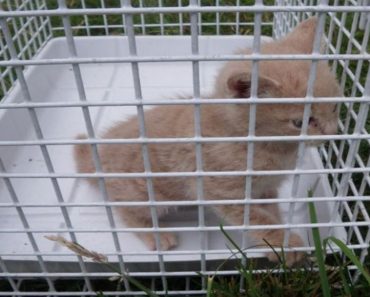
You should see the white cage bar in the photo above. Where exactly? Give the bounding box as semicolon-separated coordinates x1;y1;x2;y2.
0;0;369;296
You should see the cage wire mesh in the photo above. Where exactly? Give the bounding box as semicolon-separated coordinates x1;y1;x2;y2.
0;0;369;296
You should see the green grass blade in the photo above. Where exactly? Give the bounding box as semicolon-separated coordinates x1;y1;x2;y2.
244;262;260;297
327;244;353;296
220;224;248;262
324;236;370;285
308;201;331;297
220;225;261;297
262;238;283;265
103;262;159;297
206;276;214;297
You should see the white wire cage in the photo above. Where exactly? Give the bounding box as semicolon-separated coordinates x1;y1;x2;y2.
0;0;369;296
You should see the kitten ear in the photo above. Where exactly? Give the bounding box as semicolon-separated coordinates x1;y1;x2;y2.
282;17;322;53
227;72;281;98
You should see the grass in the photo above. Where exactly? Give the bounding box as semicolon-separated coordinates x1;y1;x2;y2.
308;200;331;297
4;208;367;297
0;0;369;296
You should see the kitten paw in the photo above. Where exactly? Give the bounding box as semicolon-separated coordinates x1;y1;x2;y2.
267;249;305;267
142;232;178;251
266;233;305;266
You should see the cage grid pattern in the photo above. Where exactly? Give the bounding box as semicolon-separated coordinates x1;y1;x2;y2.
0;0;369;296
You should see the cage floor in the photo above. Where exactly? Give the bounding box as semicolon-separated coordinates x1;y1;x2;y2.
0;36;345;265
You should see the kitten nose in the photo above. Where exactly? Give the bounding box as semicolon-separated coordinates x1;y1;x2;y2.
309;117;318;127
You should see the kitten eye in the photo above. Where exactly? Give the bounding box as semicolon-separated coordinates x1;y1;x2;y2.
292;119;302;128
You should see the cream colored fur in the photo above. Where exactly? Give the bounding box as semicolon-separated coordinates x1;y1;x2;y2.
74;17;341;266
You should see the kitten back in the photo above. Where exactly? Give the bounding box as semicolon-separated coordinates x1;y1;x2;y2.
74;134;96;175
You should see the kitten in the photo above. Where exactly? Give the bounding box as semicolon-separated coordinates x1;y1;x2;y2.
74;17;340;266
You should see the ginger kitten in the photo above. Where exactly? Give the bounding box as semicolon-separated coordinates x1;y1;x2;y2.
74;17;340;266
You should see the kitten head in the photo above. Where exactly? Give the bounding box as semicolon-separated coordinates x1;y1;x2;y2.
214;17;341;141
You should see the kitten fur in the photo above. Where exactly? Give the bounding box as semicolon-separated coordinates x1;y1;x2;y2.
74;17;340;266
